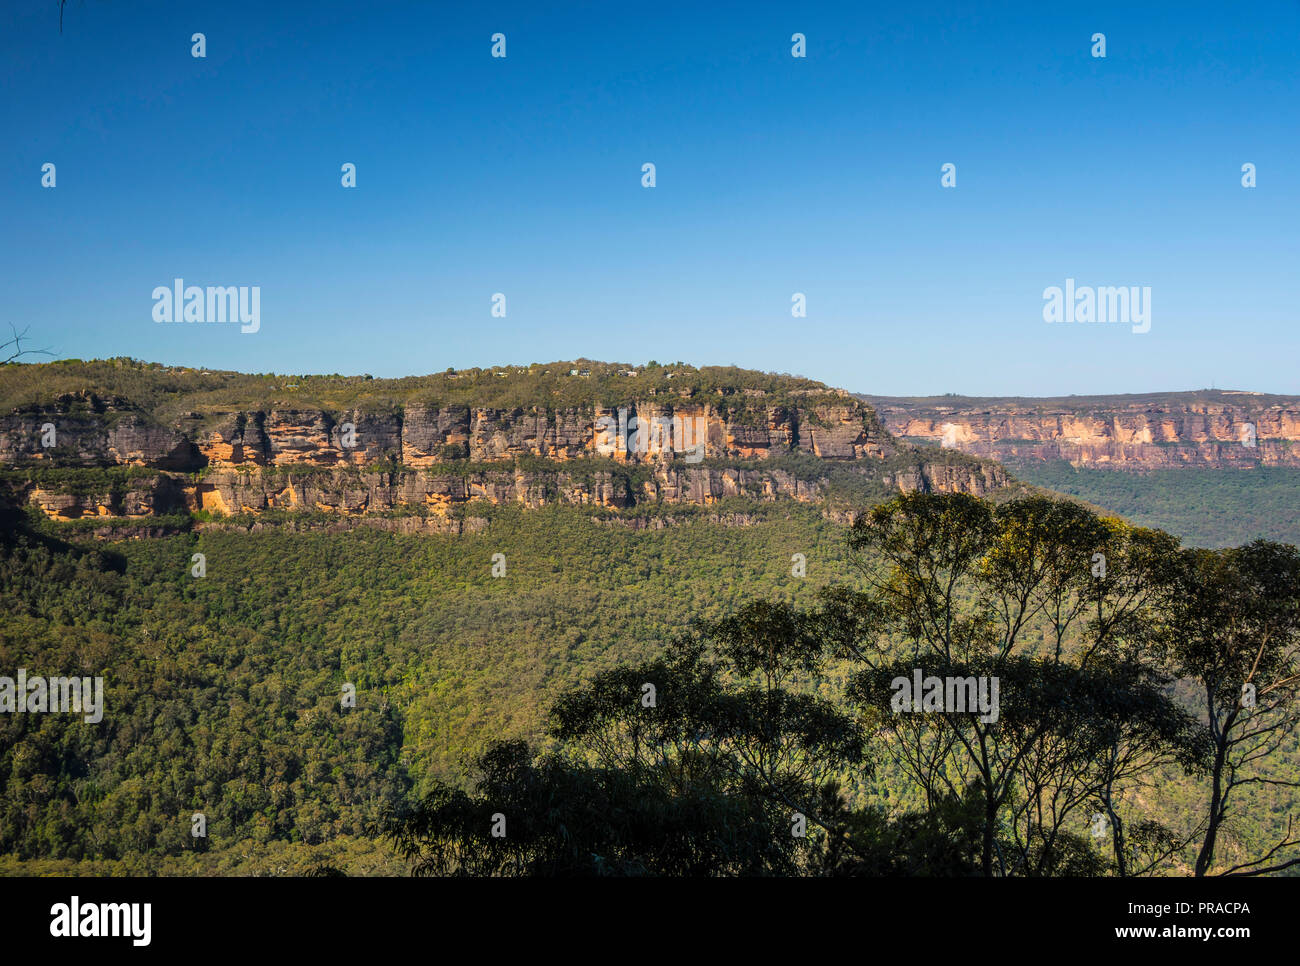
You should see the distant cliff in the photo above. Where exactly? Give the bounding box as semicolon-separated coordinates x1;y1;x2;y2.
861;391;1300;470
0;359;1011;526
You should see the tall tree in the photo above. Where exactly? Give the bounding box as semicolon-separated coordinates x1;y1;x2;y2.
845;493;1196;875
1159;541;1300;876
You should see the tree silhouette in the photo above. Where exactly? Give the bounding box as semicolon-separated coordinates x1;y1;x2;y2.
1;325;54;364
1160;541;1300;876
382;492;1299;877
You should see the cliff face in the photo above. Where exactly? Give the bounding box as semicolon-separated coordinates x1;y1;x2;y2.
862;392;1300;470
2;381;1010;523
184;401;890;468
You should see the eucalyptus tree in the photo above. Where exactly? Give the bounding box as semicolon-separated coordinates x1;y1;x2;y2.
1158;541;1300;876
844;493;1200;876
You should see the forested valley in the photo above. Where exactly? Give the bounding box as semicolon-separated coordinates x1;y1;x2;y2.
3;492;1298;877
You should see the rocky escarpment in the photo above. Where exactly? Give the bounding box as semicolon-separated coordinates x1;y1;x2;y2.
2;394;891;468
862;391;1300;470
1;372;1012;525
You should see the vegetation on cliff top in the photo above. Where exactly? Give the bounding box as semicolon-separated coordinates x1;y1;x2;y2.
858;389;1300;413
1;358;856;423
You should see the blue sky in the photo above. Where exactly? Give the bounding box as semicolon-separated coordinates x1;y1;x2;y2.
2;0;1297;395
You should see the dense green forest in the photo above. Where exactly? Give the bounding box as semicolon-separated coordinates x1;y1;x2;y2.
0;499;856;873
2;491;1298;876
1010;462;1300;548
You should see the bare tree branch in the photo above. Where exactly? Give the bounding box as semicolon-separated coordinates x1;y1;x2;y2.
2;324;55;364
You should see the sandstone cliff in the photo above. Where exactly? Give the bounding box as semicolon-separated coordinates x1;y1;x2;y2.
861;391;1300;470
1;361;1012;524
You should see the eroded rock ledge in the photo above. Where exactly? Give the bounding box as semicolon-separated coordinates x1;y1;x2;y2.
862;392;1300;469
1;368;1012;524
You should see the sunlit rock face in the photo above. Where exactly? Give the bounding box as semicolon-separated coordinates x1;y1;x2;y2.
865;394;1300;469
2;392;1010;523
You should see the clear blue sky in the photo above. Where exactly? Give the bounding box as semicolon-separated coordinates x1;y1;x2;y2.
2;0;1297;395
